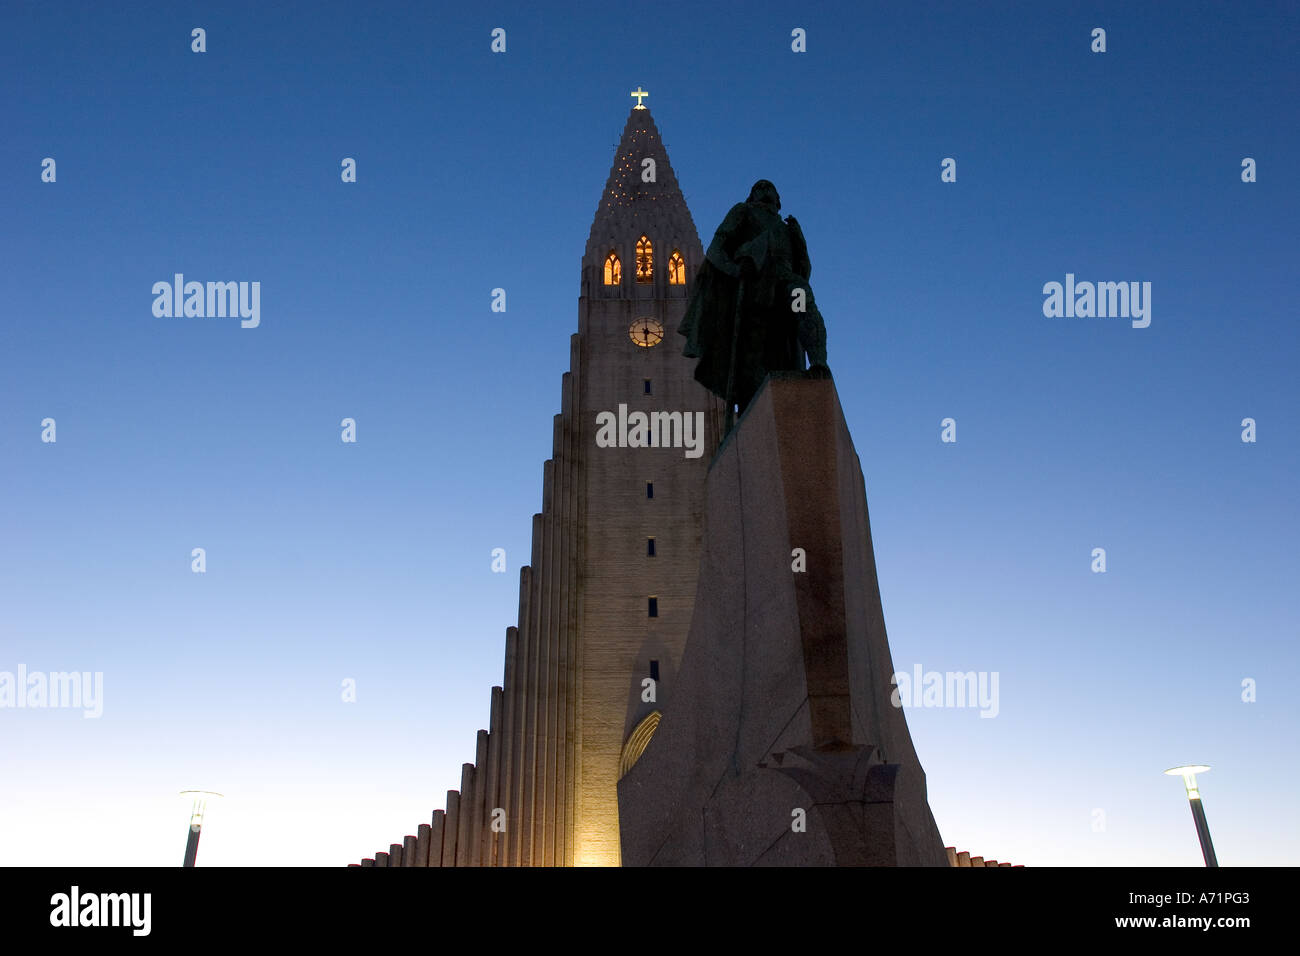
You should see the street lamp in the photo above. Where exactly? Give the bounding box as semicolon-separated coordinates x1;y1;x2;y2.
179;790;222;867
1163;765;1218;867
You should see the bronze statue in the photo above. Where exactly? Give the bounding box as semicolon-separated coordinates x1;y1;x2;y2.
678;180;829;432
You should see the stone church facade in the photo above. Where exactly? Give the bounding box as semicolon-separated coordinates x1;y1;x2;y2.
352;105;723;867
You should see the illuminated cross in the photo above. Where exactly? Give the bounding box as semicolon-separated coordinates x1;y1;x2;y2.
630;87;649;109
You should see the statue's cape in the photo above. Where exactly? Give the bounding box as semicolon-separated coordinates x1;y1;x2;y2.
679;203;735;390
677;256;739;400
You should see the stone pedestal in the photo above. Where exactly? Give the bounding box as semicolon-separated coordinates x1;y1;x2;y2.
618;373;947;866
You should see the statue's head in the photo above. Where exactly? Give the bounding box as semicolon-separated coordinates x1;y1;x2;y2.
747;179;781;212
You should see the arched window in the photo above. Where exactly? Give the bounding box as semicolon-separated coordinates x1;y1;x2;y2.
668;250;686;285
636;236;653;283
619;711;662;779
603;251;621;285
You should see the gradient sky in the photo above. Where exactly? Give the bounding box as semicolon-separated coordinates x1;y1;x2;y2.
2;0;1296;867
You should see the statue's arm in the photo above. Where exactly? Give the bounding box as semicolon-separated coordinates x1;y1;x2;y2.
787;216;811;280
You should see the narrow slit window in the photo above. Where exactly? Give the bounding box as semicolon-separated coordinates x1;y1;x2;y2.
647;537;656;556
646;481;654;499
650;660;660;680
648;597;658;618
644;378;652;395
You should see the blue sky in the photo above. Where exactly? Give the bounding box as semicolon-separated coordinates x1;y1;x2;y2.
2;0;1296;866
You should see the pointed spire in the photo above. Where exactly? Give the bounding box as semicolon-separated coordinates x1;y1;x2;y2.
584;108;702;282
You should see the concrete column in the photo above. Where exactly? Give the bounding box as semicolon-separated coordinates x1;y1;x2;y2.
484;687;504;866
440;792;460;867
566;334;585;869
552;355;571;869
509;566;534;868
565;344;582;868
547;410;572;867
388;843;403;867
455;763;475;866
956;851;971;867
558;360;578;867
375;851;390;868
536;461;556;867
499;627;519;866
403;835;418;867
519;514;545;866
359;859;374;867
415;823;431;867
542;453;562;869
429;809;446;869
945;846;957;867
470;730;489;866
553;404;572;866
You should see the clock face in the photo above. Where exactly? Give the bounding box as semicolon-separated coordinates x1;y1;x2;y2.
630;317;664;348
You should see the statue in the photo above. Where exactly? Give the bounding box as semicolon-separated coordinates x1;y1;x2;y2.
678;180;829;432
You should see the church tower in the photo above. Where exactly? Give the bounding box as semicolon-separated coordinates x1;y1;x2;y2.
352;100;723;867
568;101;724;865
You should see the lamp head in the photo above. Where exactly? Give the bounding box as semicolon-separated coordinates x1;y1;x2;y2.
1163;765;1210;798
179;790;223;830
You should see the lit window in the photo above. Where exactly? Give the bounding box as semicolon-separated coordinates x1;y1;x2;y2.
604;251;621;285
636;236;653;283
668;250;686;285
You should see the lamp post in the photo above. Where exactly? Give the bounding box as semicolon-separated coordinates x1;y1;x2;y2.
179;790;222;867
1163;765;1217;867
